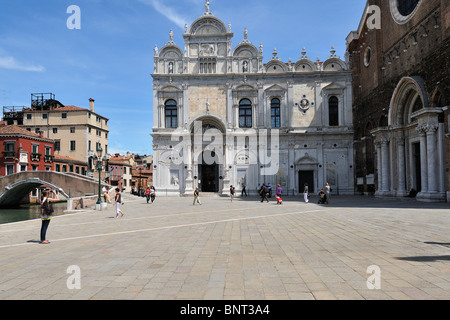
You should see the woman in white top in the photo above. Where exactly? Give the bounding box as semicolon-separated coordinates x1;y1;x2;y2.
325;182;331;204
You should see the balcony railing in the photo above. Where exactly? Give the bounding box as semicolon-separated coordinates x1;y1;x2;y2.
2;151;15;158
31;153;41;161
44;154;54;163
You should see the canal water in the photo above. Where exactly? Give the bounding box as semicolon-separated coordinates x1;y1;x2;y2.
0;202;67;225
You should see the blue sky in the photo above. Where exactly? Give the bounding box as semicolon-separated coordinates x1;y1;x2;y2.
0;0;366;155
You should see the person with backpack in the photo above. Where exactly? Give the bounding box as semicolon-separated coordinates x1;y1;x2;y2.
230;185;235;202
260;183;269;203
40;189;59;244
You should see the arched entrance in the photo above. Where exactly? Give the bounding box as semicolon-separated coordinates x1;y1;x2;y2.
190;115;227;194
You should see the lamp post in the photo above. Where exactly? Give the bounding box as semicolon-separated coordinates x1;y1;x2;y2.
92;144;110;210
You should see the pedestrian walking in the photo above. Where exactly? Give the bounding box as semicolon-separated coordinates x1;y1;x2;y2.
230;185;235;202
241;183;247;196
114;188;125;218
150;186;156;203
303;183;309;203
145;186;151;203
40;189;59;244
325;182;331;204
260;184;269;203
193;187;202;205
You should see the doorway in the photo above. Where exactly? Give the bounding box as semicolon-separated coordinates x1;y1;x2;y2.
299;170;314;194
198;150;219;193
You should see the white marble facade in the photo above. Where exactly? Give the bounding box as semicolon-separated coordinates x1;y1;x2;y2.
151;3;354;196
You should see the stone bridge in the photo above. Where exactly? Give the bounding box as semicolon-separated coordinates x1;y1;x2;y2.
0;171;110;208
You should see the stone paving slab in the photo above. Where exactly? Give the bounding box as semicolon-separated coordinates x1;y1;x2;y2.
0;194;449;300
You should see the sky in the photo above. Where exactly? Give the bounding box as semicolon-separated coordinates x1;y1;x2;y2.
0;0;367;156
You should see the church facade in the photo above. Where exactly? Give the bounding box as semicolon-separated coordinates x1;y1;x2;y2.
151;4;354;196
348;0;449;202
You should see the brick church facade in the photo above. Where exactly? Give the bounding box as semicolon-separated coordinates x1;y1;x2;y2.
347;0;449;201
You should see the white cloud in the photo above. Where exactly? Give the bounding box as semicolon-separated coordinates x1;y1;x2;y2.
0;55;45;72
138;0;188;30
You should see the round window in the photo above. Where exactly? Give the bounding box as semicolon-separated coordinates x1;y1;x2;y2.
390;0;421;24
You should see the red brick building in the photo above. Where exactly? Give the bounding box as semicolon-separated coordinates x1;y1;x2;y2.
347;0;449;201
0;124;55;175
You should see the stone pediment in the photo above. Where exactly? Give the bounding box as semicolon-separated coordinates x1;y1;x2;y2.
265;84;286;92
296;153;318;165
322;82;345;91
235;84;256;91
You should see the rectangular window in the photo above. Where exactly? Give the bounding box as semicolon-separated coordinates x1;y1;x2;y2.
69;165;74;173
55;140;61;151
53;128;58;134
5;142;15;151
62;165;67;172
26;114;32;120
75;166;80;174
70;127;76;133
70;140;76;151
271;101;281;128
56;164;61;172
62;113;67;119
20;165;27;172
32;165;38;171
42;113;48;120
45;146;51;155
32;144;38;154
6;165;14;175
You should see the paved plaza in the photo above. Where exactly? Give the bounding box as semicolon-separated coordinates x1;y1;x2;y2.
0;193;449;300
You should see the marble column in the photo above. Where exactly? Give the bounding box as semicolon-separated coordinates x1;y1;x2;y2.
425;124;439;193
376;141;382;193
396;138;407;196
380;138;390;193
416;125;428;193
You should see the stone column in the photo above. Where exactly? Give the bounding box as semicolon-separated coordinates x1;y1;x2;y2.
438;122;446;193
416;125;428;193
396;138;407;196
380;138;390;193
425;124;439;193
375;141;382;194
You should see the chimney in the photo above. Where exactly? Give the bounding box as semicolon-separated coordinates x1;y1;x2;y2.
89;98;95;112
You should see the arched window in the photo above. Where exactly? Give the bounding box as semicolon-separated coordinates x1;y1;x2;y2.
239;99;252;128
328;96;339;126
271;98;281;128
165;99;178;129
